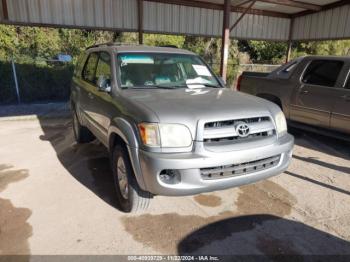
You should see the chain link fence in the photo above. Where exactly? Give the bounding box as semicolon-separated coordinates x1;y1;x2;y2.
1;57;281;104
0;57;74;104
238;64;281;73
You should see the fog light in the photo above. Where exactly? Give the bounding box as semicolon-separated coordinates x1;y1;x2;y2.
159;170;181;184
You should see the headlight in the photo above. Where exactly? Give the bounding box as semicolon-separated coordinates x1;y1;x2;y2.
275;111;287;136
138;123;192;148
159;124;192;147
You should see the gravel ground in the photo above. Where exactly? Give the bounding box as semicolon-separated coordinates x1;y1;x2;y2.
0;117;349;257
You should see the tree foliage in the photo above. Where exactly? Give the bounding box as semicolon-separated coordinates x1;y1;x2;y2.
238;39;350;64
292;40;350;57
1;24;350;103
238;40;287;64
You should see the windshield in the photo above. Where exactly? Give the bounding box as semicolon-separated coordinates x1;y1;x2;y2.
116;53;220;89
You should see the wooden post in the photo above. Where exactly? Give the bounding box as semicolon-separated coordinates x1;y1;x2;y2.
286;18;294;63
220;0;256;81
2;0;8;20
286;40;292;63
138;0;144;44
220;0;231;82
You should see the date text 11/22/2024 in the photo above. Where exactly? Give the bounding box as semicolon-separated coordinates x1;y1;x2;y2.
127;255;220;261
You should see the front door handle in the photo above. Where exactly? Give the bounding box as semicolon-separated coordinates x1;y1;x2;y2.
301;90;309;94
88;92;94;99
341;94;350;101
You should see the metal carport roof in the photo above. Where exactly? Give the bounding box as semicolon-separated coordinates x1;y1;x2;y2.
1;0;349;79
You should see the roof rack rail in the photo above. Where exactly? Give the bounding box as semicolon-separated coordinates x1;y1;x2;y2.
87;42;141;49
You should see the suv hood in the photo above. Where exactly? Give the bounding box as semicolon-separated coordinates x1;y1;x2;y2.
122;88;276;137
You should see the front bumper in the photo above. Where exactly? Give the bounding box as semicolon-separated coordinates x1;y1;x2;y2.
136;134;294;196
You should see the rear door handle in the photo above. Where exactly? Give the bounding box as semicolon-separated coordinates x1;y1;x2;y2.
88;92;94;99
301;90;309;94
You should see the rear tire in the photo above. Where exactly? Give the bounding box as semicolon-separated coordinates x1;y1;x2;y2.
112;144;151;213
72;107;95;144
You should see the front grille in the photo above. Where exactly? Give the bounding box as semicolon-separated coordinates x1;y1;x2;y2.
203;116;275;143
204;117;270;128
200;155;281;180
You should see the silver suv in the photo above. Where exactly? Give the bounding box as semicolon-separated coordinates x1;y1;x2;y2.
71;43;294;212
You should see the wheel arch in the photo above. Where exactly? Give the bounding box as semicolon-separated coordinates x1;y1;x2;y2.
108;118;146;191
108;118;139;151
256;93;283;110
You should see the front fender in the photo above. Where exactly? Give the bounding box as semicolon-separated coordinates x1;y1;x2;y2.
108;118;147;191
108;117;139;149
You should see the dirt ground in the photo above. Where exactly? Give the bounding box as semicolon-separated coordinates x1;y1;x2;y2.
0;118;349;256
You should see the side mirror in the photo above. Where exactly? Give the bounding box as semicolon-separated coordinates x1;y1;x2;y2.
97;75;111;93
217;76;226;87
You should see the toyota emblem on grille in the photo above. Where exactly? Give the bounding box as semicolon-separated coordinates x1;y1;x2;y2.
235;122;250;138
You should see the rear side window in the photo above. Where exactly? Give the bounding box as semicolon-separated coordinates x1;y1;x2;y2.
82;52;99;83
302;60;343;87
74;53;87;77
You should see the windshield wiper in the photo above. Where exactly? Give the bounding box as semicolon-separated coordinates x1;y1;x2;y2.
152;85;187;89
186;83;221;88
124;84;220;89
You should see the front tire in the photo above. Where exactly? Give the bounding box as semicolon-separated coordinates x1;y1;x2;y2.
112;145;151;212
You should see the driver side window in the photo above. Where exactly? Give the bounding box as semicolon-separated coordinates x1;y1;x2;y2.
95;52;112;88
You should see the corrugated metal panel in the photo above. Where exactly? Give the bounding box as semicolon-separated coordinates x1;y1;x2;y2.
144;2;290;40
144;2;222;37
5;0;348;41
6;0;138;30
7;0;28;22
62;0;74;25
230;12;290;40
292;4;350;40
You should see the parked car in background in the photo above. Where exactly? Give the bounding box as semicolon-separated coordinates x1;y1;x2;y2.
71;43;294;212
239;56;350;139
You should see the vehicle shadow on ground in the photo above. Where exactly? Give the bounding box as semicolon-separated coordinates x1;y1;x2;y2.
289;127;350;160
37;118;350;256
38;118;120;210
285;171;350;196
177;214;350;258
292;154;350;175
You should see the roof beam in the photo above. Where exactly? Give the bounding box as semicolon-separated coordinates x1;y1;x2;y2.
230;0;257;31
144;0;290;18
292;0;350;18
235;0;253;7
230;5;289;17
258;0;322;11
